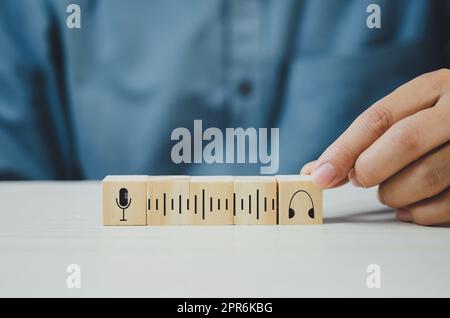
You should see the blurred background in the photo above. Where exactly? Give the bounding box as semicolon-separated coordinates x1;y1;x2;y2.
0;0;448;180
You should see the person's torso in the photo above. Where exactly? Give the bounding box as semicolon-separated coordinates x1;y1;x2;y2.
51;0;447;178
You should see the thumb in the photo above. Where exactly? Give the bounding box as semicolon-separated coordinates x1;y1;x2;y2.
311;142;357;188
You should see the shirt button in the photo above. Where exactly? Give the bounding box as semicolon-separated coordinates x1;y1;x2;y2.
238;80;253;97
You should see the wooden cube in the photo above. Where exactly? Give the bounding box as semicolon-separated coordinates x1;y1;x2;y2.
234;176;277;225
190;176;233;225
147;176;191;225
103;176;147;226
276;175;323;225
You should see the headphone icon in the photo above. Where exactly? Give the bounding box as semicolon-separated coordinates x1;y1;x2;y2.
288;190;315;219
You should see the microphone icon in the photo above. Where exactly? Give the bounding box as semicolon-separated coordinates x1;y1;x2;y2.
116;188;132;222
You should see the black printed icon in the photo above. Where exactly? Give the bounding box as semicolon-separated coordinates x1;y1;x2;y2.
116;188;132;221
288;190;315;219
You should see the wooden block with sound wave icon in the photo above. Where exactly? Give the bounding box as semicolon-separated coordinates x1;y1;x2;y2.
146;176;191;225
234;176;277;225
276;175;323;225
190;176;234;225
102;175;148;226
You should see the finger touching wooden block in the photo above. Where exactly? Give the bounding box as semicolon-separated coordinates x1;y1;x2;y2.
276;175;323;225
190;176;234;225
147;176;191;225
234;176;277;225
103;176;147;226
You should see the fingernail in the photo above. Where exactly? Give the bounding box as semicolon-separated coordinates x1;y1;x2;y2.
348;169;363;188
396;209;413;222
300;161;316;175
312;162;336;188
300;166;310;175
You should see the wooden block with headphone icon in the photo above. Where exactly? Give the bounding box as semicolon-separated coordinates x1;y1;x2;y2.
276;175;323;225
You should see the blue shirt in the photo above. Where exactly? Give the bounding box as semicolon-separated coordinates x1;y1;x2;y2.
0;0;448;179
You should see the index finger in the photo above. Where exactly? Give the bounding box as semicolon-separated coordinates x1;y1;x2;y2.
311;69;449;188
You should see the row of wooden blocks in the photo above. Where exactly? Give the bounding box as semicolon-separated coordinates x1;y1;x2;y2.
103;175;322;225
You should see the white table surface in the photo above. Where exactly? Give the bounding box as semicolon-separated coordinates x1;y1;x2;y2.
0;181;449;297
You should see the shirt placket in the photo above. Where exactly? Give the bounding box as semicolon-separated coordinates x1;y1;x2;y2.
228;0;262;126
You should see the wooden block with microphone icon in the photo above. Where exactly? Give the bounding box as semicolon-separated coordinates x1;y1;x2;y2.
276;175;323;225
102;175;148;226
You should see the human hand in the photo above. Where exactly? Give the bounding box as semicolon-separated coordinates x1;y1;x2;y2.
301;69;450;226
